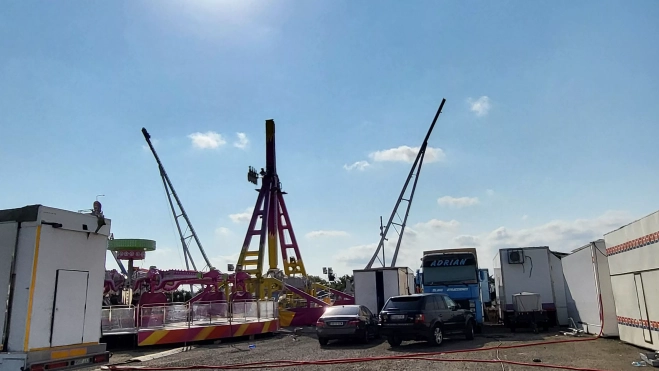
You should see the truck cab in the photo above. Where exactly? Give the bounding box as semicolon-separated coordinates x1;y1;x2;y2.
414;249;485;331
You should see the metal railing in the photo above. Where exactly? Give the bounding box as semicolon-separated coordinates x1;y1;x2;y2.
101;305;137;334
102;299;279;334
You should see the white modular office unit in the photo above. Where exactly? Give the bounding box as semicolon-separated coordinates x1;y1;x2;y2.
0;205;112;370
605;211;659;351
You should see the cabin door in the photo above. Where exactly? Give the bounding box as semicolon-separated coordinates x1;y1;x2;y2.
633;273;653;344
51;269;90;347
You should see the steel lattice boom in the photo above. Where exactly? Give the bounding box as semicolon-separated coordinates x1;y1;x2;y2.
236;119;306;278
365;98;447;269
142;128;213;271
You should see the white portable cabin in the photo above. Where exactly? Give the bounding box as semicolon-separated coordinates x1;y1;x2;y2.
353;267;414;315
0;205;112;370
604;210;659;351
493;246;569;326
562;240;618;337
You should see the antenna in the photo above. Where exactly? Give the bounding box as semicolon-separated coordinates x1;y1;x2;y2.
365;99;446;269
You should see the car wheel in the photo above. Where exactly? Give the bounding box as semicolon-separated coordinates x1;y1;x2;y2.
318;337;329;346
465;320;475;340
429;325;444;346
387;335;402;347
362;329;370;344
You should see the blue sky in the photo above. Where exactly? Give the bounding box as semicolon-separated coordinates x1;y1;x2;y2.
2;0;658;276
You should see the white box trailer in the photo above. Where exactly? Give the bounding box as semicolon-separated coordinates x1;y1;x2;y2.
604;210;659;351
493;246;569;327
562;240;618;337
0;205;112;371
353;267;414;315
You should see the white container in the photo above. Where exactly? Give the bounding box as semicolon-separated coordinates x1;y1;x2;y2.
493;246;568;326
0;205;112;370
562;240;618;337
604;210;659;351
353;267;414;315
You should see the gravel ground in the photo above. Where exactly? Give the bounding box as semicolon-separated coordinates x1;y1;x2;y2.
86;326;648;371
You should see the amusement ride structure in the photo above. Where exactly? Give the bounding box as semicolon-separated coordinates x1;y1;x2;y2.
234;119;354;326
100;119;354;347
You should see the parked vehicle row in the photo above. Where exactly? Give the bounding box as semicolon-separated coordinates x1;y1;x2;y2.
316;293;476;347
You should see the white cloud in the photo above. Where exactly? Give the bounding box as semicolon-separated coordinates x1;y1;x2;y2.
188;131;226;149
467;96;491;117
233;132;249;149
335;243;378;266
229;207;254;223
343;161;370;171
333;210;632;273
522;215;529;221
437;196;480;208
215;227;232;236
305;230;350;238
454;235;480;247
369;146;445;164
486;189;495;196
414;219;461;231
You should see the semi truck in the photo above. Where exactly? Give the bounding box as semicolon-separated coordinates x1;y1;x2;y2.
414;248;486;330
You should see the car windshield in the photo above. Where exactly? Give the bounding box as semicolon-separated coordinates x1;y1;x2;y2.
323;306;359;316
423;265;477;285
422;253;477;285
383;296;423;310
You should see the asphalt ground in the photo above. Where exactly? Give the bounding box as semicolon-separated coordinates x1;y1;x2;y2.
86;326;649;371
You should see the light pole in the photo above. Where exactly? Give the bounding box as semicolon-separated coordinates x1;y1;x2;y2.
322;267;335;282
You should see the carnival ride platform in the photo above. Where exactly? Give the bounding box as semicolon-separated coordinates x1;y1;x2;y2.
101;299;279;346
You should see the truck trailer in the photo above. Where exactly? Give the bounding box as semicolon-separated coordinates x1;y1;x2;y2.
604;210;659;351
493;246;569;327
0;205;112;371
562;240;618;337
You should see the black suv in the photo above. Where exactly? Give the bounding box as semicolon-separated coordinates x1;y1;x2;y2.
378;293;476;347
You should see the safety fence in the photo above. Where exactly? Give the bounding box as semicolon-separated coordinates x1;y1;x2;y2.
101;299;279;335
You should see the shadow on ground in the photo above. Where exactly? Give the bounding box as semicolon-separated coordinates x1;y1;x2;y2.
320;337;387;350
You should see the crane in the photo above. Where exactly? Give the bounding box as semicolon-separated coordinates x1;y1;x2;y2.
141;128;213;272
365;98;446;269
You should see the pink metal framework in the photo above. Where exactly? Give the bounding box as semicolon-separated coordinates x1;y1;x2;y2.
236;120;307;278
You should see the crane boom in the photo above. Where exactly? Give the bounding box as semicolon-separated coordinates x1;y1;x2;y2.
141;128;213;271
365;99;446;269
